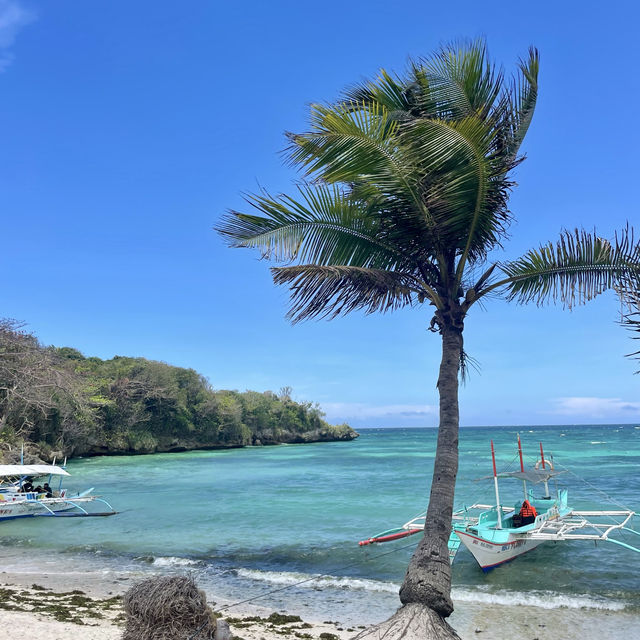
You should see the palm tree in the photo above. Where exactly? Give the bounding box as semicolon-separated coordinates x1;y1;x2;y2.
217;41;640;638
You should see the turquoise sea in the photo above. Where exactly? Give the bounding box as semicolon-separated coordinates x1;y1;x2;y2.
1;425;639;635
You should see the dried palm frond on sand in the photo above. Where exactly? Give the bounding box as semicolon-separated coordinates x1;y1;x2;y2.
122;575;219;640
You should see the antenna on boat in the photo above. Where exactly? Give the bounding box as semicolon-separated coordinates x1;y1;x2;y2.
517;433;527;500
491;440;502;528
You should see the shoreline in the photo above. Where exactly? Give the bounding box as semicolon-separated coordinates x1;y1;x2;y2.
0;576;360;640
1;566;639;640
8;427;360;467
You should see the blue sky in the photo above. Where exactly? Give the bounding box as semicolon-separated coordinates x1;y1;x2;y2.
1;0;638;428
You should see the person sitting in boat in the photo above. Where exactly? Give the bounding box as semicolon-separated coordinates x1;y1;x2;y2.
34;485;44;495
20;480;34;493
43;483;53;498
519;499;538;525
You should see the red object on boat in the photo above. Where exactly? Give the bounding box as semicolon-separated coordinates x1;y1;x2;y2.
358;528;422;546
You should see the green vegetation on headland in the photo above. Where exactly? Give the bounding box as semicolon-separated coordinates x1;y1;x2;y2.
0;319;357;463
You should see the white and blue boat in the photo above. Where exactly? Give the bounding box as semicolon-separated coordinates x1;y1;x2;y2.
359;437;640;571
0;462;116;520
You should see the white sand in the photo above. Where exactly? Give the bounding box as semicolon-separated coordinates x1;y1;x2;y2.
0;576;358;640
0;610;121;640
2;569;638;640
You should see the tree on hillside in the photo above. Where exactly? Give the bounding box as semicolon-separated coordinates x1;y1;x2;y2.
220;40;640;638
0;318;89;453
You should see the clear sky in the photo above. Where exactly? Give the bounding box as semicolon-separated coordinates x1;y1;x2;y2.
1;0;638;428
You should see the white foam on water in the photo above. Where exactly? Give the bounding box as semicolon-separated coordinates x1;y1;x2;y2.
152;556;202;568
234;569;627;612
235;568;398;593
589;441;607;445
451;587;626;611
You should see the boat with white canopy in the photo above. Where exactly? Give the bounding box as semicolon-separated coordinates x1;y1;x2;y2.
359;436;640;571
0;462;116;520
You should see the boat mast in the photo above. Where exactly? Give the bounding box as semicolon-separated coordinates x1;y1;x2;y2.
491;440;502;528
517;433;527;500
539;442;550;498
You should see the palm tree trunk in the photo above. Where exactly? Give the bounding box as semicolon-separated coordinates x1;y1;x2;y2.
354;323;464;640
399;323;462;617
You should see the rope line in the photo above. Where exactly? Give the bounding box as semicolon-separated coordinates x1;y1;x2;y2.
188;620;209;640
548;458;635;512
216;541;417;613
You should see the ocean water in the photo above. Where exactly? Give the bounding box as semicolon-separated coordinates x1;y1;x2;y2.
1;425;639;633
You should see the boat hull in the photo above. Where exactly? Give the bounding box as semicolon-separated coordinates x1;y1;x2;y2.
456;529;546;571
0;490;95;521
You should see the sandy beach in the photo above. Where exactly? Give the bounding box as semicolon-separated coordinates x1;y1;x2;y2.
0;572;359;640
2;567;639;640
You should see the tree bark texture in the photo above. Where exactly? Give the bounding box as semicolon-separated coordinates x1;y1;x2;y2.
399;324;462;618
353;603;461;640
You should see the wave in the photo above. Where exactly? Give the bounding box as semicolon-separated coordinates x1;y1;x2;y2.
589;441;607;444
152;556;203;568
452;587;626;611
235;568;398;594
234;568;627;611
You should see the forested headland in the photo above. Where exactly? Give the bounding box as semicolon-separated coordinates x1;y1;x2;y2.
0;319;357;463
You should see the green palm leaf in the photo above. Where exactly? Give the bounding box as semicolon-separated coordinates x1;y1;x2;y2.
286;101;428;221
271;265;420;322
498;228;640;307
620;286;640;368
217;183;416;271
420;39;503;120
342;69;414;118
504;47;539;160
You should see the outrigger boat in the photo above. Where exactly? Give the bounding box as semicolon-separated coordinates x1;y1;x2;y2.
359;436;640;571
0;462;116;520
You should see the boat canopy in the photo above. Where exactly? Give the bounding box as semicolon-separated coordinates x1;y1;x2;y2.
495;469;564;484
0;464;71;478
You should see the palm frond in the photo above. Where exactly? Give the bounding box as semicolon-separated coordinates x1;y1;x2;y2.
620;287;640;369
404;115;508;250
420;39;503;120
499;228;640;307
460;347;481;384
217;184;411;271
271;265;421;323
286;101;428;221
505;47;539;160
342;69;414;119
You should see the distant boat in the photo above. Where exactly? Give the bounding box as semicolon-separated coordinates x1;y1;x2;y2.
0;463;116;520
359;436;640;571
